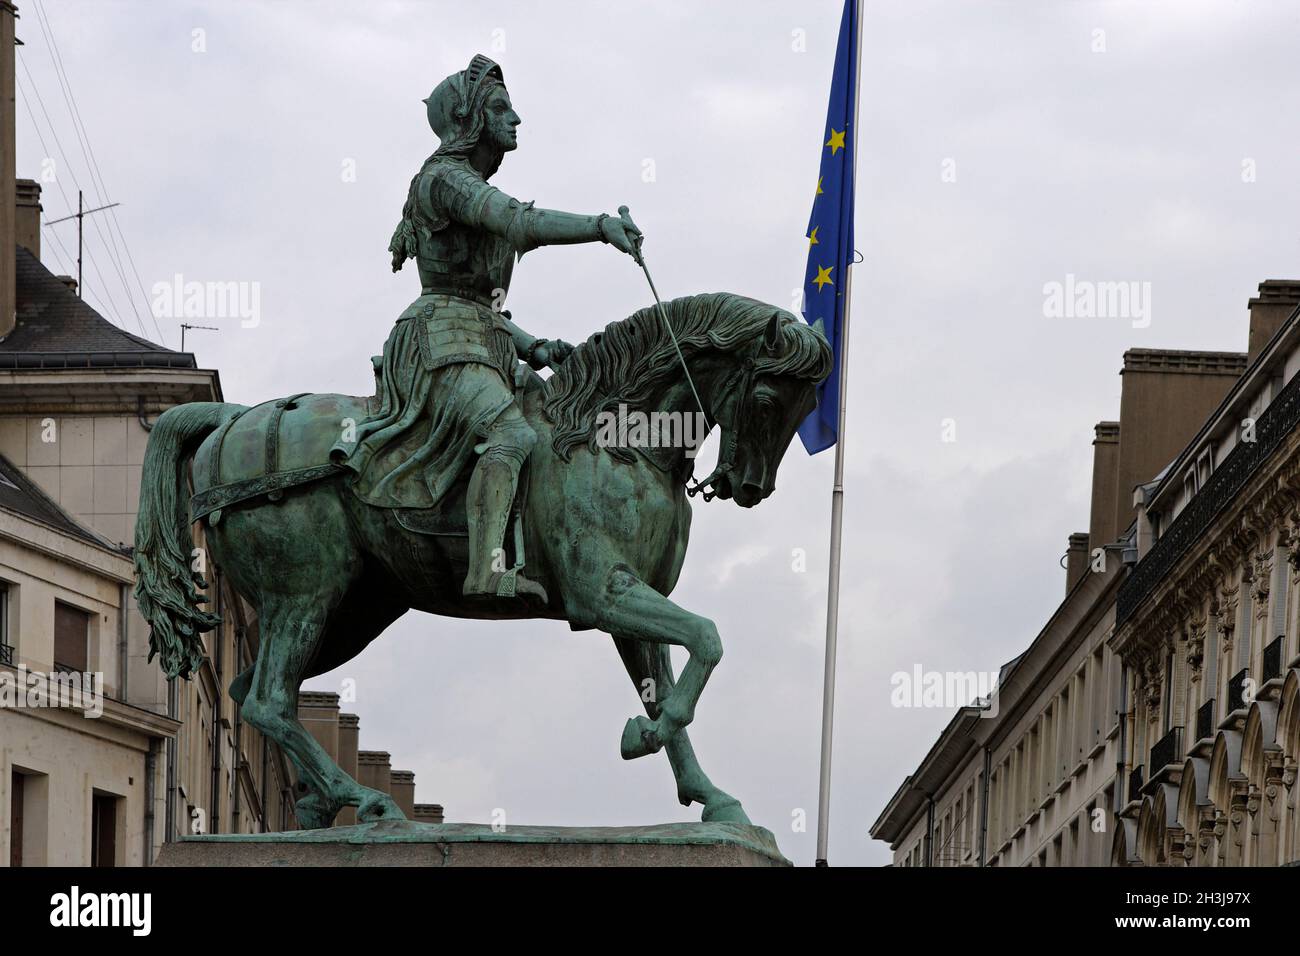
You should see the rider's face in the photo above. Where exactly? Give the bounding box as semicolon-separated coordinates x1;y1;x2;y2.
483;87;521;152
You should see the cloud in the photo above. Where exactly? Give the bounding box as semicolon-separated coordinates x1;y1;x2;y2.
26;0;1300;865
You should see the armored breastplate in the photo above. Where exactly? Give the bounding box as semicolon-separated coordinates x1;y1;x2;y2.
414;173;516;301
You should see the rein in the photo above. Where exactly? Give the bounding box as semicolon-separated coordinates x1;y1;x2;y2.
687;342;762;503
629;240;758;504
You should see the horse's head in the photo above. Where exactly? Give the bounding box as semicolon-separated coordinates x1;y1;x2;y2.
693;310;831;507
543;293;832;502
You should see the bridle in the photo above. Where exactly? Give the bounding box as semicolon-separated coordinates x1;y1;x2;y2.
687;341;764;503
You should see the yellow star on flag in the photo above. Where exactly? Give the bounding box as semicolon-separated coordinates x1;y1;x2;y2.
825;128;846;155
807;226;820;249
816;176;824;196
813;265;833;290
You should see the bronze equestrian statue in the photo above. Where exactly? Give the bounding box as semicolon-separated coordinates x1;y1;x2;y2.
133;54;831;829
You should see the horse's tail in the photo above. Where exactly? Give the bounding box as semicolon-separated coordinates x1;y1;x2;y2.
133;402;238;680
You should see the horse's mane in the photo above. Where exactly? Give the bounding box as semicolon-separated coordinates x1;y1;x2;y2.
542;292;832;461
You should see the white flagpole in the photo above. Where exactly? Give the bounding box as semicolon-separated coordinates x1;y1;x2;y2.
814;0;863;868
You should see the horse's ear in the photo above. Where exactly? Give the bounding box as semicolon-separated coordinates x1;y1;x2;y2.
764;313;782;352
810;317;826;339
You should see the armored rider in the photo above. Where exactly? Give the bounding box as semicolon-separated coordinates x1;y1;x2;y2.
332;54;642;604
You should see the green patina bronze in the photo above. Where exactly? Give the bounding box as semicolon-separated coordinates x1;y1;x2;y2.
133;54;830;833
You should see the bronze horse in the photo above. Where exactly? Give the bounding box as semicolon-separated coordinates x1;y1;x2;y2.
133;292;830;828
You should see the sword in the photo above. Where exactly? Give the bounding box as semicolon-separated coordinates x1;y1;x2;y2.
621;206;711;431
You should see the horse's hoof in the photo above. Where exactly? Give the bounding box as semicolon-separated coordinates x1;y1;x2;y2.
294;792;342;830
701;797;751;825
620;715;662;760
357;791;406;823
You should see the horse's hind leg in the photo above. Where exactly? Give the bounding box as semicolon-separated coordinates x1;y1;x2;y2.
613;636;751;825
240;594;405;827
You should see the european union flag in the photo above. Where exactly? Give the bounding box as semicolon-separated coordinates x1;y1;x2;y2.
798;0;858;455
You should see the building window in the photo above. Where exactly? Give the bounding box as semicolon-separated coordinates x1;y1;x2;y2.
1196;448;1213;488
9;768;47;866
91;792;119;867
53;602;90;673
9;770;23;867
0;582;10;666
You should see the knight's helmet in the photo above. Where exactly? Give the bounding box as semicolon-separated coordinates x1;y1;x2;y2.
423;54;506;155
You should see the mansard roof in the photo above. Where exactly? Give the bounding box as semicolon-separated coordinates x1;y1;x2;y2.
0;452;123;553
0;246;195;369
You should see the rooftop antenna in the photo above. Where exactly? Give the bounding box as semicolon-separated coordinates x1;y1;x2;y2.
43;189;121;298
179;323;217;352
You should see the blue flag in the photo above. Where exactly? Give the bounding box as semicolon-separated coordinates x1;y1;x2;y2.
798;0;858;455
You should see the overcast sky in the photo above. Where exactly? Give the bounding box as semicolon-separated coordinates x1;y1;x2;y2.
20;0;1300;865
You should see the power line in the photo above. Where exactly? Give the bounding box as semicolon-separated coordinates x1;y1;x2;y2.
31;0;167;346
37;214;121;322
17;23;146;340
15;71;131;329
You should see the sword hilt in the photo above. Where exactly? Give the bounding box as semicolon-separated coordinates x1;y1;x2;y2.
618;205;645;266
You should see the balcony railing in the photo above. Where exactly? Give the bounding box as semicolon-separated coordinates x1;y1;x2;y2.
1116;366;1300;627
1228;668;1250;714
52;661;96;694
1263;636;1284;683
1197;698;1216;742
0;644;11;667
1128;764;1145;803
1150;726;1183;775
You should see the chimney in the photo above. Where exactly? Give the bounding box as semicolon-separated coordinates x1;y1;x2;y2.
1065;532;1089;593
15;177;37;257
336;712;360;826
0;2;16;341
413;803;445;825
1088;422;1120;550
389;769;416;818
1114;350;1245;538
356;751;392;796
1247;280;1300;365
296;690;340;762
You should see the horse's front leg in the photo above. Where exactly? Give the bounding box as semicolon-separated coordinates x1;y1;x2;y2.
612;637;751;824
592;564;722;760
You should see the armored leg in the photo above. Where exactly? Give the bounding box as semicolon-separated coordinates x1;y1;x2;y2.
462;401;547;602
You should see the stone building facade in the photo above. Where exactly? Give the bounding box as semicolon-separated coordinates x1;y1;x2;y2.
0;4;437;864
0;183;439;864
873;281;1300;868
0;180;300;860
1111;280;1300;867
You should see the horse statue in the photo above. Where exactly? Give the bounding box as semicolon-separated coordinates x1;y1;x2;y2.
133;291;830;828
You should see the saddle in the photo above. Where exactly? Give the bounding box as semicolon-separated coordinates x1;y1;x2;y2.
188;389;529;559
190;392;348;526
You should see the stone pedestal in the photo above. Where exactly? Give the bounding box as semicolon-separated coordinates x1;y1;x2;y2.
155;820;791;867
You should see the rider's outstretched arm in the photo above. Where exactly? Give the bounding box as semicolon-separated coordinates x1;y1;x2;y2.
426;162;641;257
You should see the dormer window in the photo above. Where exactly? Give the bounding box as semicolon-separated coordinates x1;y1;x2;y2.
1196;447;1213;489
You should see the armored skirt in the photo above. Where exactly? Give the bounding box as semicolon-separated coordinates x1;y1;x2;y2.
332;293;518;510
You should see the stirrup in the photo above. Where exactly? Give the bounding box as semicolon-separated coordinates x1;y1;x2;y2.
465;568;548;604
493;567;520;598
